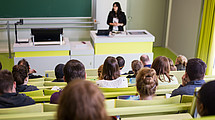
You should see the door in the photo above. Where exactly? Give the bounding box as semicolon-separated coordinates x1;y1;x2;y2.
126;0;168;47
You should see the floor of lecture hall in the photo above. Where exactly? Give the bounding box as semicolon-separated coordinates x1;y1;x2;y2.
0;47;177;71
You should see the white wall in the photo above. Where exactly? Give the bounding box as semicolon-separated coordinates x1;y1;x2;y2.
167;0;202;58
96;0;127;29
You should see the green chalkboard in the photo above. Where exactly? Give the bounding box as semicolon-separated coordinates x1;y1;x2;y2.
0;0;91;18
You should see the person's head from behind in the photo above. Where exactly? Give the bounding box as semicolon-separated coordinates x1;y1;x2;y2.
168;58;177;71
63;59;85;83
18;59;30;73
98;64;103;80
102;56;120;80
0;70;16;94
12;65;28;85
112;2;122;13
136;68;158;100
55;64;64;80
140;54;150;66
116;56;125;70
197;80;215;116
0;61;2;70
131;60;143;76
57;80;109;120
175;55;187;66
185;58;206;81
151;56;171;82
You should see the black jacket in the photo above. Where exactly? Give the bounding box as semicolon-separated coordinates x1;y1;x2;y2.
107;11;126;31
16;85;39;92
0;93;35;108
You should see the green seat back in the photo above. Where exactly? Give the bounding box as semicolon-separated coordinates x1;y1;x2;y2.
27;81;44;87
99;87;136;92
0;104;43;115
181;95;194;103
85;69;98;76
115;95;181;108
44;77;56;81
44;89;60;95
45;70;55;78
0;112;55;120
169;71;185;84
19;89;44;97
43;103;58;112
157;84;180;89
44;81;67;86
28;78;44;82
105;99;115;109
31;96;51;102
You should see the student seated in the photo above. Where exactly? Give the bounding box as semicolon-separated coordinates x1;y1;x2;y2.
96;56;128;88
57;80;110;120
168;58;177;71
50;59;86;104
175;55;187;71
151;56;178;85
98;64;103;80
0;70;35;108
140;54;151;68
136;68;158;100
197;80;215;117
18;59;42;79
52;64;65;82
171;58;206;97
116;56;126;75
126;60;143;78
12;65;39;92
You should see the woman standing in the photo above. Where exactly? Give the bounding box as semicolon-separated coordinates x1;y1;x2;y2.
107;2;126;31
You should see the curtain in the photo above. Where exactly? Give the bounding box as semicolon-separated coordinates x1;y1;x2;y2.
197;0;215;75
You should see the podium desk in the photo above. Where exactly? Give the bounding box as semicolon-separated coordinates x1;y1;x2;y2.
90;30;155;72
13;38;70;75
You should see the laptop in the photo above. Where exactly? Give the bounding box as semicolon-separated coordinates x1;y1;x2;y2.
31;28;63;45
96;30;110;36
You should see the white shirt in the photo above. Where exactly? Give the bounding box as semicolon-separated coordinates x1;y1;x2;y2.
157;74;178;85
96;77;128;88
113;18;119;31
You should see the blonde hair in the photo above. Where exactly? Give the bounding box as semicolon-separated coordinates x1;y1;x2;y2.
176;55;187;66
98;65;103;80
57;80;109;120
136;68;158;97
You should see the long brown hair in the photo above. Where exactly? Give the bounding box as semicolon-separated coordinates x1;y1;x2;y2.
57;80;109;120
102;56;120;80
151;56;172;82
136;68;158;98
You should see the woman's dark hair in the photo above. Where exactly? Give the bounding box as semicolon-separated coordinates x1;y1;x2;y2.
151;56;172;82
136;68;158;97
112;2;122;18
18;59;30;73
116;56;125;70
55;64;64;79
198;80;215;116
12;65;28;85
168;58;177;71
0;70;14;94
57;80;109;120
131;60;143;76
102;56;120;80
